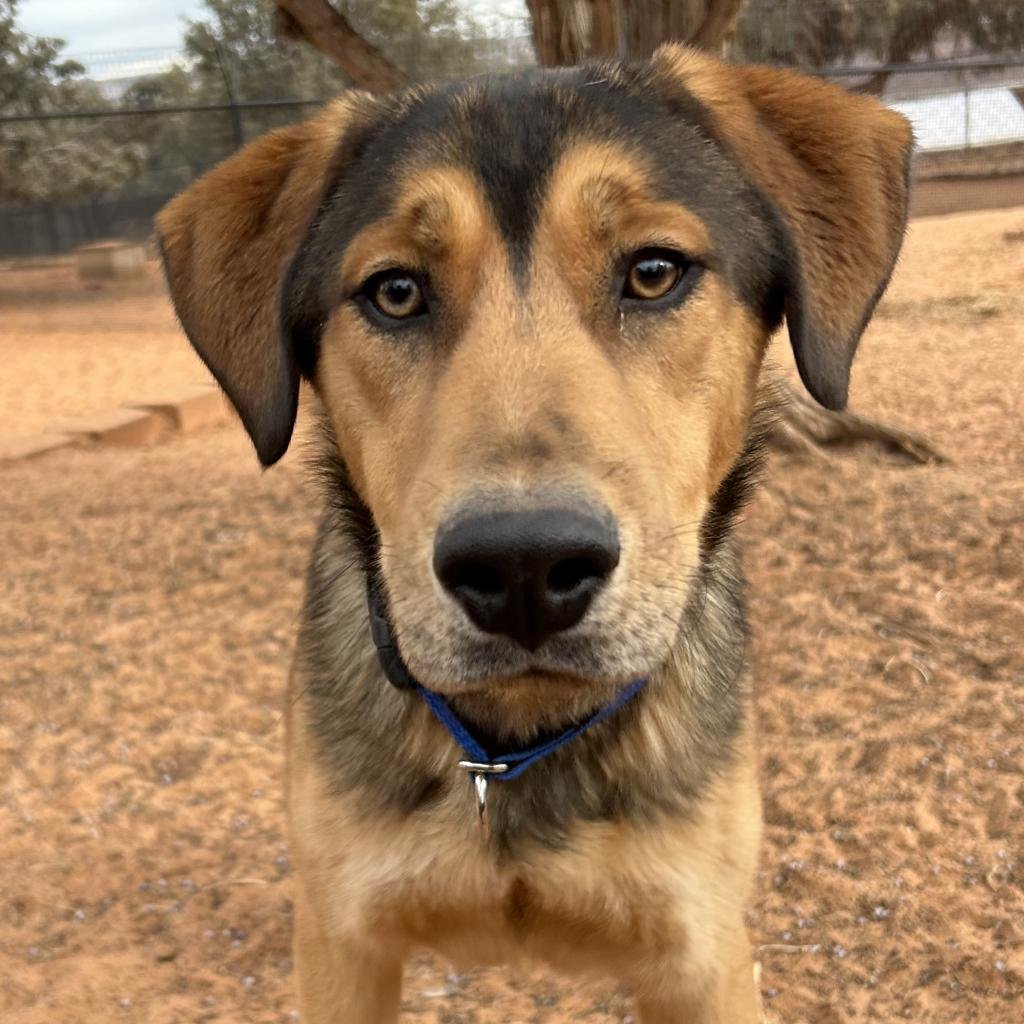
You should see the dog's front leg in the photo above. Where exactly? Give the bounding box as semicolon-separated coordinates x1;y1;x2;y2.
293;888;402;1024
633;925;759;1024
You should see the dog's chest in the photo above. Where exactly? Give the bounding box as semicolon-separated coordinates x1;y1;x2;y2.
386;866;662;970
333;818;694;971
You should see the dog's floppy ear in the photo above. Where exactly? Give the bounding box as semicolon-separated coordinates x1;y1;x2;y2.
156;99;357;466
656;47;913;410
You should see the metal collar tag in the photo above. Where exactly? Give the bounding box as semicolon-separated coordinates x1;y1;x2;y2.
457;761;509;837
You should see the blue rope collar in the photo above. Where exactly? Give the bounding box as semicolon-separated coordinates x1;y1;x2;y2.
416;676;648;782
367;582;647;791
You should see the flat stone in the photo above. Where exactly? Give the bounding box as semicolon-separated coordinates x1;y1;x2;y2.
75;240;147;280
133;385;230;434
57;408;167;447
0;433;77;461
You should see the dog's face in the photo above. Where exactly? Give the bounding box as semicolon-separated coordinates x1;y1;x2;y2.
158;47;910;700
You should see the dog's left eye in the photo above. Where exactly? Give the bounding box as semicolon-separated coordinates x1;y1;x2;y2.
621;250;696;304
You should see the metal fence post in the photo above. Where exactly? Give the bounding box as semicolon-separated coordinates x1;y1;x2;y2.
964;69;971;149
214;44;245;150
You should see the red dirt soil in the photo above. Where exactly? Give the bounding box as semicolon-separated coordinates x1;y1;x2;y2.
1;206;1023;1023
0;260;208;437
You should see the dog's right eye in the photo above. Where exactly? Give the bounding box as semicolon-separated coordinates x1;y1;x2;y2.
361;269;428;324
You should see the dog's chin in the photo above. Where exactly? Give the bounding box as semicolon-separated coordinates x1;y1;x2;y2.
397;634;663;700
441;666;623;699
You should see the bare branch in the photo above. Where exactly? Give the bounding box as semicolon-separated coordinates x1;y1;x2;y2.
770;385;947;465
273;0;408;93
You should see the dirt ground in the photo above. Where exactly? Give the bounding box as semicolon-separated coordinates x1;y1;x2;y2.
2;206;1022;1023
0;261;209;437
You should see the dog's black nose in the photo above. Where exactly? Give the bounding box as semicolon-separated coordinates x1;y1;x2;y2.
433;507;619;651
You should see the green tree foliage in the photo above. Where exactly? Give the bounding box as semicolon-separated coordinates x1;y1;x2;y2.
733;0;1024;69
112;0;493;193
108;0;353;193
181;0;484;106
0;0;144;200
186;0;348;104
1;0;494;202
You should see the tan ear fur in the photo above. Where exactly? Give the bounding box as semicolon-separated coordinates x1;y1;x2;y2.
156;97;358;465
655;46;913;409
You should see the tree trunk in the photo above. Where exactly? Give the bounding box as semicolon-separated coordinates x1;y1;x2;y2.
274;0;408;92
525;0;744;65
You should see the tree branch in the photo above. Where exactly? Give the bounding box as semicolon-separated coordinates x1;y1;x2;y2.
769;385;947;465
689;0;746;54
273;0;408;92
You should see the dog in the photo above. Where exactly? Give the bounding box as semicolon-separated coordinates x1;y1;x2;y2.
156;44;910;1022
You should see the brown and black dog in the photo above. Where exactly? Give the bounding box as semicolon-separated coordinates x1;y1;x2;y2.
157;45;911;1023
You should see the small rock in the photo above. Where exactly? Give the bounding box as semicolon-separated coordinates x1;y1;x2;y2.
986;790;1011;839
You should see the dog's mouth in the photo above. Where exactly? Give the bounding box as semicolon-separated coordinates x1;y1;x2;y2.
383;600;673;698
451;662;630;697
466;642;653;689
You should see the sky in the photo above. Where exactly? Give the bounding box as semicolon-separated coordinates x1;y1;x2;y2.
19;1;207;54
17;0;528;57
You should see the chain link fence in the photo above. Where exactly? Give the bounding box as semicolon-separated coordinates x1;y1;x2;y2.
3;32;1023;257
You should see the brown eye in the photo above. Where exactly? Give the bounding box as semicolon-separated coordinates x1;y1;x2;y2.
369;271;425;320
623;252;685;301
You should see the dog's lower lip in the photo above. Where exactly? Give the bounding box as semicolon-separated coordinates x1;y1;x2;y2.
525;667;563;679
482;665;617;688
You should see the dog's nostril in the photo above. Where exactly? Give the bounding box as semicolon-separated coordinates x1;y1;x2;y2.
547;557;601;595
448;562;504;597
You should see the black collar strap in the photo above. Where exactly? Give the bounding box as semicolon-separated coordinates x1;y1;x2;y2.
366;581;417;689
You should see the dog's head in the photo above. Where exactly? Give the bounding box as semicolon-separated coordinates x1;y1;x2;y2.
157;47;910;700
